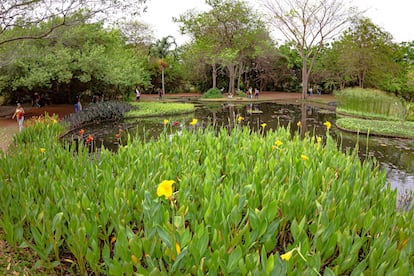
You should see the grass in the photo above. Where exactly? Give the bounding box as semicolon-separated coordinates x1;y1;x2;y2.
127;102;195;117
336;117;414;138
335;88;409;121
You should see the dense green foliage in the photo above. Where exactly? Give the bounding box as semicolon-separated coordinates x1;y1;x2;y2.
0;21;150;104
1;118;413;274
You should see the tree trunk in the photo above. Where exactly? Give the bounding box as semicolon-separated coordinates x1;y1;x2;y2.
212;64;217;89
237;62;243;93
227;64;236;95
161;67;165;96
302;58;308;99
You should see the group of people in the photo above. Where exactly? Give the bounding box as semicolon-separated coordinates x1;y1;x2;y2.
246;87;260;99
308;87;322;96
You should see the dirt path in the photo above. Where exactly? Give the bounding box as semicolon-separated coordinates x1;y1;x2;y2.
0;92;335;153
0;104;74;153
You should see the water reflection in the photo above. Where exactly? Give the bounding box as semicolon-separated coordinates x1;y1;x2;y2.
69;102;414;198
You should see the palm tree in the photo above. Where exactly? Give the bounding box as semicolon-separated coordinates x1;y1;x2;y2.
150;36;177;97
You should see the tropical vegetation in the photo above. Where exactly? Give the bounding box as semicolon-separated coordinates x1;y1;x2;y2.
1;117;413;274
1;0;414;274
1;1;413;106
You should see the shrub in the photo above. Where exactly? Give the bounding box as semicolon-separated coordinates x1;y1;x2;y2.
202;88;223;99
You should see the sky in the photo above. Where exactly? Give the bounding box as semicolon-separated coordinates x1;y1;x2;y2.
139;0;414;45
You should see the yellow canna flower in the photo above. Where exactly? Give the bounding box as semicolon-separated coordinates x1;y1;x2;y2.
131;255;138;265
261;123;267;128
176;242;181;255
40;148;46;153
316;136;322;149
297;121;301;127
275;140;283;146
281;249;294;261
190;119;198;126
163;119;170;125
237;116;244;122
324;121;331;130
157;180;175;199
301;154;309;161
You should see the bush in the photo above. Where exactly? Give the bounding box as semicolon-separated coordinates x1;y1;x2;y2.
202;88;223;99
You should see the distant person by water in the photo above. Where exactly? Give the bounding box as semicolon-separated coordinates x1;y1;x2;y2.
74;96;82;113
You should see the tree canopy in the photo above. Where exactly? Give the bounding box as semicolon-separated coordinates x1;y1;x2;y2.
261;0;359;98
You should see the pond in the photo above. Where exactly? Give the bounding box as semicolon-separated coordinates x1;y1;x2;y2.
69;101;414;207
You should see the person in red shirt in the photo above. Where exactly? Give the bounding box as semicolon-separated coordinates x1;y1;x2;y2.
12;103;25;132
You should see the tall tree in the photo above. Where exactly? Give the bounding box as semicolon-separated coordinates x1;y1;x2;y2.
177;0;268;95
0;20;150;103
150;36;177;95
0;0;147;46
261;0;357;99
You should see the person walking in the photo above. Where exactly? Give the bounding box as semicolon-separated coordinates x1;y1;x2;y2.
12;103;25;132
74;95;82;113
135;87;141;102
254;88;259;99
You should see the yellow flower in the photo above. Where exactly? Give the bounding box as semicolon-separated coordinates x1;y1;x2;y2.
275;140;283;146
261;123;267;128
131;255;138;265
324;121;331;130
297;121;301;127
237;116;244;122
157;180;175;199
176;242;181;255
163;119;170;125
281;249;294;261
316;136;322;149
40;148;46;153
53;119;58;124
190;119;198;126
301;154;309;161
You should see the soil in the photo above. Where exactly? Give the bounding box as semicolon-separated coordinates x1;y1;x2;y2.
0;92;335;153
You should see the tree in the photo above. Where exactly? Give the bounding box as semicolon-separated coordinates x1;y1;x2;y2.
261;0;358;99
315;18;402;92
150;36;177;95
0;0;147;46
177;0;269;95
0;20;150;103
